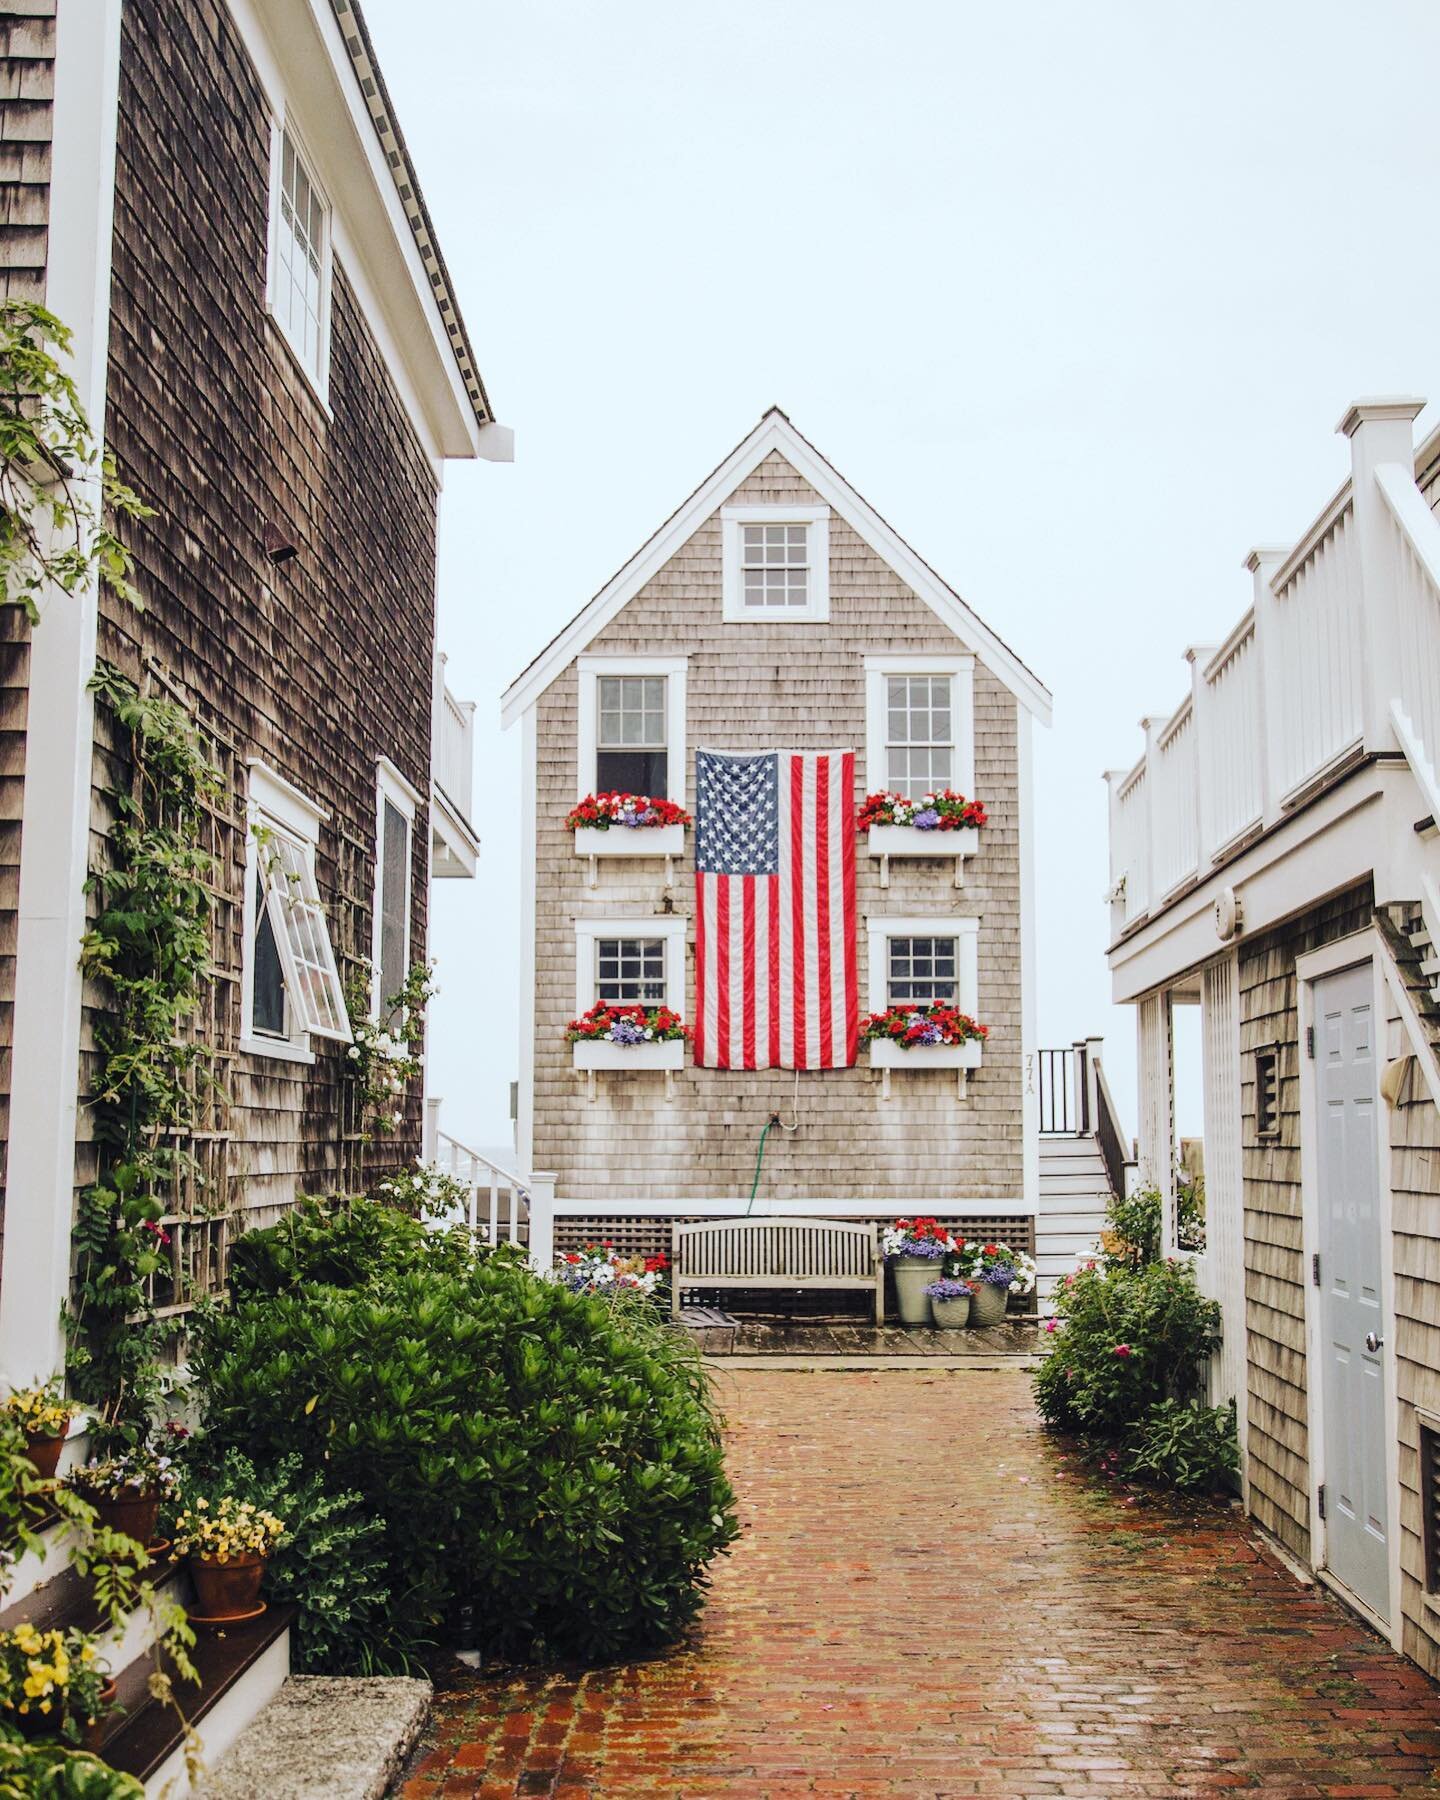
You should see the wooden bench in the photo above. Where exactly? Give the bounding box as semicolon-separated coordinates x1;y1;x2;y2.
670;1217;884;1322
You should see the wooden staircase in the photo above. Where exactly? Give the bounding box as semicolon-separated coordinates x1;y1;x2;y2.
1036;1040;1132;1303
0;1516;292;1796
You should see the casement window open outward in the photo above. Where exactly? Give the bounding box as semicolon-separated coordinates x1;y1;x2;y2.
243;762;350;1058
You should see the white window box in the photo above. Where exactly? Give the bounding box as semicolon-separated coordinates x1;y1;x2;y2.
573;824;685;859
573;1035;685;1100
865;824;979;889
867;1035;982;1099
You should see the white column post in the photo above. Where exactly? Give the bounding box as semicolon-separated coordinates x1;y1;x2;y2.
1139;712;1168;907
1337;398;1426;755
1136;992;1175;1243
1186;646;1218;867
526;1172;556;1273
423;1096;441;1162
0;1;124;1387
1244;547;1289;829
1103;769;1129;938
1083;1034;1104;1136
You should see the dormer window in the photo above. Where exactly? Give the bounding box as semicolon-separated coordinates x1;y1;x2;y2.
721;505;830;622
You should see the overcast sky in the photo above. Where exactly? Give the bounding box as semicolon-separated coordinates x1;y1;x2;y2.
364;0;1440;1157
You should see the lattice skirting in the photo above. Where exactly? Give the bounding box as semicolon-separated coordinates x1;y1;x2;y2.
552;1214;1036;1267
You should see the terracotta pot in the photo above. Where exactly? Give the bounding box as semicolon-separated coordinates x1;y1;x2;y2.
967;1281;1008;1327
188;1552;266;1619
90;1488;161;1552
930;1293;972;1328
891;1254;947;1325
81;1680;119;1753
23;1429;68;1482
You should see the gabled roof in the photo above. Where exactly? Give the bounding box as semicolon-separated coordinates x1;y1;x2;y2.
500;409;1052;728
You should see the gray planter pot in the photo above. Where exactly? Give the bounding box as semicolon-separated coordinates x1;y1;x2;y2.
930;1293;971;1329
968;1281;1008;1327
891;1255;944;1325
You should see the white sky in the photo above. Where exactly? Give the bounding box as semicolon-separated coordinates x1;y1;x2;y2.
363;0;1440;1156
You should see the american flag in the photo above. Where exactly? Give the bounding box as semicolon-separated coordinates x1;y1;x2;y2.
694;749;858;1071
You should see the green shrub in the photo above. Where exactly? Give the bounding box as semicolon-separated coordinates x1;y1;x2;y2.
1120;1398;1238;1493
192;1200;739;1663
1099;1186;1162;1270
1032;1257;1221;1438
0;1736;143;1798
174;1450;406;1676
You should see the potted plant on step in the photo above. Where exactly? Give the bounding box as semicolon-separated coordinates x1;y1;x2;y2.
0;1624;116;1746
924;1276;974;1328
954;1241;1038;1326
68;1430;182;1556
881;1217;954;1325
172;1494;285;1626
4;1382;71;1482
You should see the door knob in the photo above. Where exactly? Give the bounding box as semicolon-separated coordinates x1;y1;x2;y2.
1364;1331;1384;1353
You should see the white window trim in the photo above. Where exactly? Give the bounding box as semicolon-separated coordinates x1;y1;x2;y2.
370;757;421;1023
865;915;979;1015
574;915;687;1017
265;114;333;406
576;655;688;807
864;654;975;797
241;760;331;1064
721;504;831;623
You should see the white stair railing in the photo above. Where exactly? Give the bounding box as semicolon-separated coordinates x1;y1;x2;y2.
431;1129;531;1247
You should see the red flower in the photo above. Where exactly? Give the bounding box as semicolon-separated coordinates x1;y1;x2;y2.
1113;1343;1132;1359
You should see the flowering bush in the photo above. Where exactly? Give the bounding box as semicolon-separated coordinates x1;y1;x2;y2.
374;1162;473;1224
860;1003;988;1049
857;790;987;832
552;1243;670;1300
4;1382;69;1443
923;1277;974;1301
0;1624;111;1741
952;1241;1038;1297
343;959;435;1139
68;1432;180;1503
881;1216;953;1260
565;1002;690;1046
171;1494;285;1563
565;792;691;832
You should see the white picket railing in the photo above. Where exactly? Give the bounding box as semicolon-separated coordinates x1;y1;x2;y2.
1106;400;1440;947
435;681;476;825
432;1129;530;1246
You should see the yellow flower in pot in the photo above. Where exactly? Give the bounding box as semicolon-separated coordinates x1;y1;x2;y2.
3;1381;71;1482
172;1496;285;1625
0;1625;115;1746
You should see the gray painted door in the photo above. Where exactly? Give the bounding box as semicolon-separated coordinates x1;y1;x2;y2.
1314;960;1388;1621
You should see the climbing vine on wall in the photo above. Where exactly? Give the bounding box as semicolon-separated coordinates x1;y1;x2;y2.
0;300;149;619
343;959;436;1142
66;664;225;1448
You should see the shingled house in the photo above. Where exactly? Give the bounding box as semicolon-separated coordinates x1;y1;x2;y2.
0;0;498;1776
1105;397;1440;1679
501;410;1125;1296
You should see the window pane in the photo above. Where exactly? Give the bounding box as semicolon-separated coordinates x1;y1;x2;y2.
378;797;410;1024
273;129;327;380
887;936;960;1006
596;936;667;1004
740;520;810;607
597;675;666;749
596;747;667;796
251;872;286;1036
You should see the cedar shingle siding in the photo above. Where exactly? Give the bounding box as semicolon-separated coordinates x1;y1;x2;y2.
1238;882;1374;1563
533;451;1025;1208
83;0;438;1210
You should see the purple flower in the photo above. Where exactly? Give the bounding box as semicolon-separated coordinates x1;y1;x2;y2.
609;1017;647;1046
979;1263;1017;1287
924;1278;973;1300
912;807;941;830
913;1021;945;1045
890;1236;948;1260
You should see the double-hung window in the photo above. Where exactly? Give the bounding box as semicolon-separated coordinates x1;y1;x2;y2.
867;916;979;1016
575;917;686;1014
721;505;830;622
268;122;331;392
578;656;687;806
243;762;350;1059
371;761;419;1025
865;655;975;798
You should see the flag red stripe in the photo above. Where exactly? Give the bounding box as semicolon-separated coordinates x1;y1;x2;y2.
815;754;832;1065
694;873;707;1067
768;872;781;1067
742;875;756;1070
790;755;807;1070
715;877;731;1070
842;752;859;1062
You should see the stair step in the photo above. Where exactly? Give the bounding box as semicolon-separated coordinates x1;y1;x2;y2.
100;1602;295;1793
193;1676;431;1800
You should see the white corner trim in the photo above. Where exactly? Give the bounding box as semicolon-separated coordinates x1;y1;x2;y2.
500;411;1052;729
376;755;423;818
864;915;979;1015
518;705;538;1171
1018;703;1038;1211
573;915;688;1016
720;503;830;624
863;654;975;796
575;655;688;807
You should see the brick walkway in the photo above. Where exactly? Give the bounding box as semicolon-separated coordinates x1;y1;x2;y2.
400;1367;1440;1799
